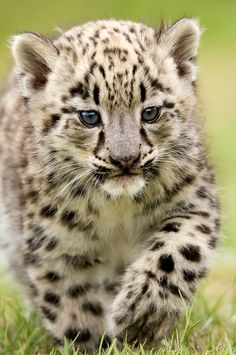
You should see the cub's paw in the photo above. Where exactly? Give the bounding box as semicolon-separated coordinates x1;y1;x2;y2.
108;265;186;346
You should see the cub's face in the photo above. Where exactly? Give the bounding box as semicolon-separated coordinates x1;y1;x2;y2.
12;19;200;199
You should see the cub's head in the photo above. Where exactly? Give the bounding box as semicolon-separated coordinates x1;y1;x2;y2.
12;19;201;200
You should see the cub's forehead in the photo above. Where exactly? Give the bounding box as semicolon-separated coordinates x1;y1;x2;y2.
54;20;160;75
53;20;174;110
55;20;156;56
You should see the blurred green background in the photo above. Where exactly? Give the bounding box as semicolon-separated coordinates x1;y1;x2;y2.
0;0;235;252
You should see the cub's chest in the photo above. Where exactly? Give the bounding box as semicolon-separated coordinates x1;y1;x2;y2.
92;197;147;242
88;198;149;271
56;197;149;262
39;194;157;276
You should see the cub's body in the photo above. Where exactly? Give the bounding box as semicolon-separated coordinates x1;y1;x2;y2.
0;19;220;353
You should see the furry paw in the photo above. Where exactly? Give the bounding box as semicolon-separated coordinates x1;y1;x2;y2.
108;264;183;346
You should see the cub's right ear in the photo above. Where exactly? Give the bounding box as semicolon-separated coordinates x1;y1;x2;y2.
158;18;201;82
11;32;58;92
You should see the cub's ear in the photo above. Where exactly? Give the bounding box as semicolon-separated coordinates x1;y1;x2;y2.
11;32;59;92
159;18;201;81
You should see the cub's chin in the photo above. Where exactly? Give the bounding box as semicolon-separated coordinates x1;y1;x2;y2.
100;174;146;199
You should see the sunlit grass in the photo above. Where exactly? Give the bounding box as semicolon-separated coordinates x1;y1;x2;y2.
1;262;236;354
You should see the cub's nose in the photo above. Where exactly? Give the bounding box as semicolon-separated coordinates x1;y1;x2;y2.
109;153;140;170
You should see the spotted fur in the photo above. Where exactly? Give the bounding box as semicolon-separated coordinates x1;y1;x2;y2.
0;18;220;353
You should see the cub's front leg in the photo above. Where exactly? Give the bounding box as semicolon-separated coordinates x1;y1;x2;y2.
109;207;220;346
22;231;112;353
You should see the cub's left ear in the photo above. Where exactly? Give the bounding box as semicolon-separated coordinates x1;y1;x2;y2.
159;18;201;81
11;32;59;93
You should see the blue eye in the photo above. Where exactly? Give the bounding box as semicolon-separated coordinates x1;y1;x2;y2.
79;110;101;127
142;106;161;123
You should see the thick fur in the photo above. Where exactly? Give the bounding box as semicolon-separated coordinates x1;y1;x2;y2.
0;19;220;353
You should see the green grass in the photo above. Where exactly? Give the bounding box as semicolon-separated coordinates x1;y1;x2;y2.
1;262;236;354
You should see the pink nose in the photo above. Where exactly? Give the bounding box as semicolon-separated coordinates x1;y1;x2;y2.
109;154;140;169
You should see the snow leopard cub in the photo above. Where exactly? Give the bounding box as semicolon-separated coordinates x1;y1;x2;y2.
0;18;220;353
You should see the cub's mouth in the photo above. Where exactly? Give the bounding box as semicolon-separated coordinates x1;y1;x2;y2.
110;172;139;183
112;171;139;177
93;164;148;198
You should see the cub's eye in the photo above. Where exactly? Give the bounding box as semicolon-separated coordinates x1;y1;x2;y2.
142;106;161;123
79;110;101;127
